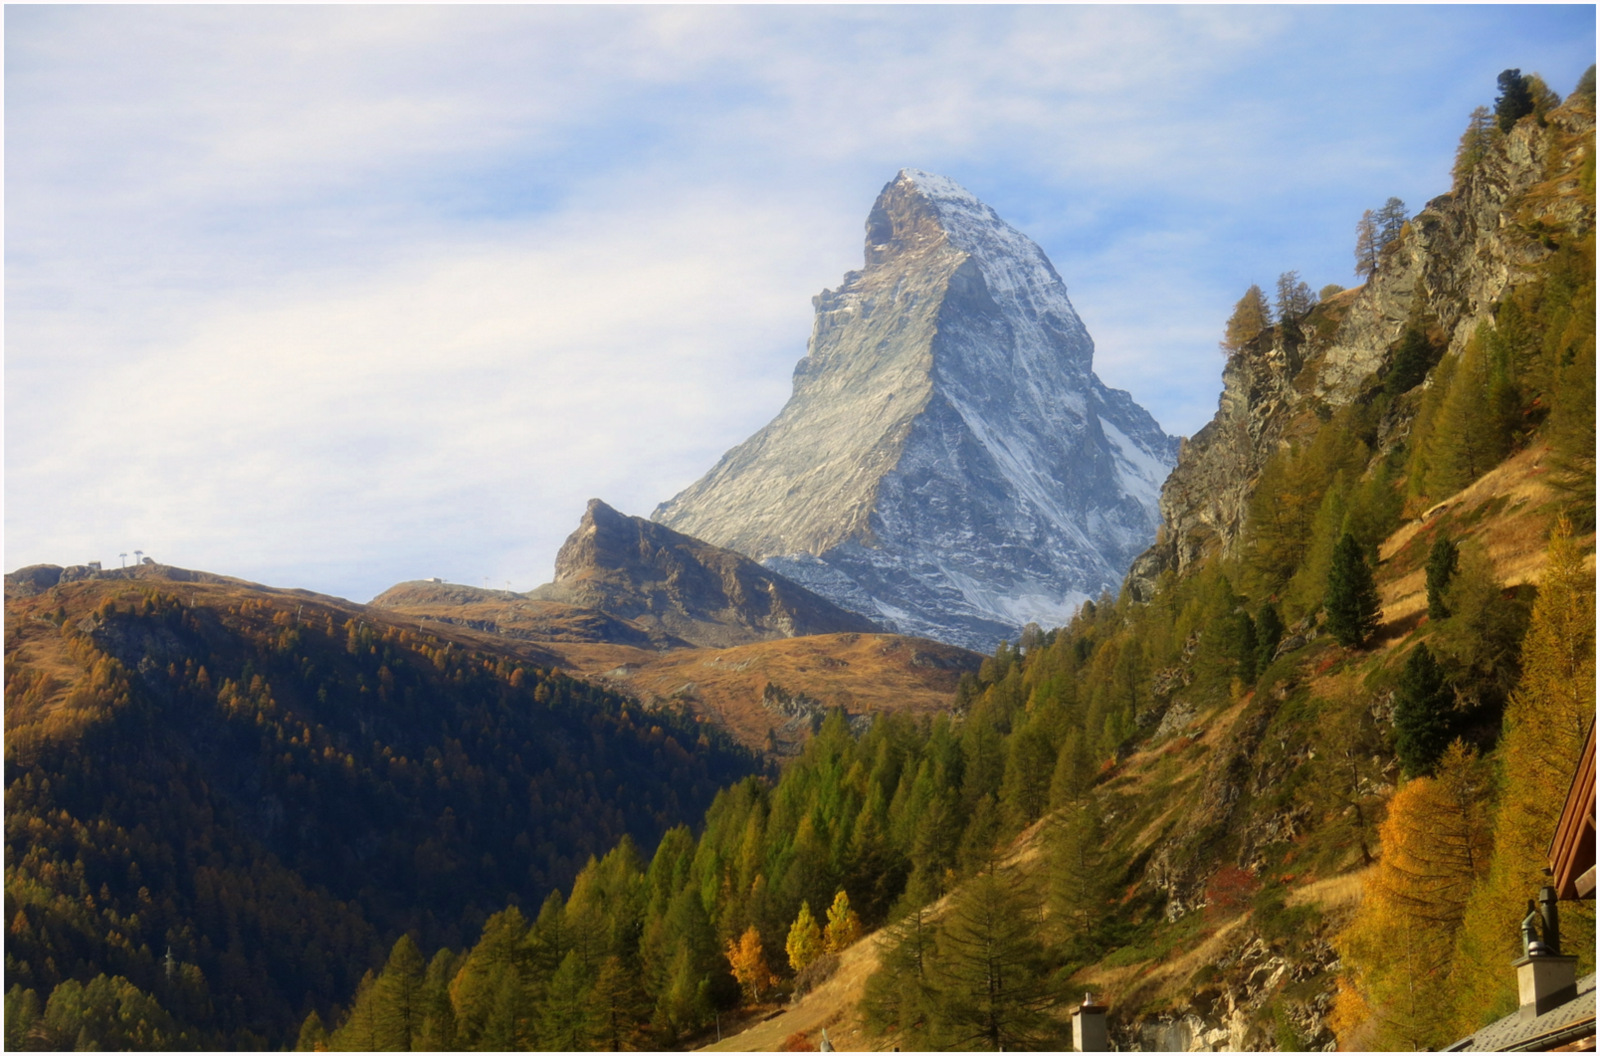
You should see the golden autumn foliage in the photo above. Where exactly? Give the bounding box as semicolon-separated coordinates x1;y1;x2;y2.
1445;517;1597;1036
1334;743;1493;1050
1220;284;1271;354
823;890;863;954
725;925;775;1004
785;902;824;973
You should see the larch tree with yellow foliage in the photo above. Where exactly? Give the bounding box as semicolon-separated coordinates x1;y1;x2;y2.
1446;517;1597;1037
824;890;863;953
1220;284;1272;355
1333;742;1493;1051
786;902;824;973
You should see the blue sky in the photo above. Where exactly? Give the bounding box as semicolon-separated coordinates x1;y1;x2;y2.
6;5;1595;602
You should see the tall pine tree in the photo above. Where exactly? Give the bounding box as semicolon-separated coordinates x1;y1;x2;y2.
1325;533;1381;647
928;871;1063;1051
1393;645;1456;778
1425;536;1458;620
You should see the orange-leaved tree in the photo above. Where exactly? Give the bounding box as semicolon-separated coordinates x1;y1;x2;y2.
725;925;776;1004
1334;742;1493;1050
1446;517;1597;1036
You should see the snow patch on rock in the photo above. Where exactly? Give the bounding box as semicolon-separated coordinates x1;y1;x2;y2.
656;171;1177;651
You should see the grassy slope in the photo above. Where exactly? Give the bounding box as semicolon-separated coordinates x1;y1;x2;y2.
702;447;1589;1051
372;586;981;754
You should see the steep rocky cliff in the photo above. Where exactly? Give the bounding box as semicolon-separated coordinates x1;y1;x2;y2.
1132;93;1595;591
656;170;1176;651
529;499;882;649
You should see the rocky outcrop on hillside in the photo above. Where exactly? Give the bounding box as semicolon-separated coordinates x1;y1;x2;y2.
1132;94;1595;588
530;499;882;649
656;169;1176;651
1122;932;1340;1052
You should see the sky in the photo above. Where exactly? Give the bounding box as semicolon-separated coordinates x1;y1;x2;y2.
6;5;1595;603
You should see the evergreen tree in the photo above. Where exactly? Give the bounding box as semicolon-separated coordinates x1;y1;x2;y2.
998;720;1056;832
928;871;1063;1050
1324;533;1381;647
1234;609;1260;685
1275;270;1316;327
1254;602;1284;672
588;954;649;1052
1047;800;1111;957
373;934;426;1051
1221;284;1272;354
416;949;459;1052
652;946;710;1044
329;971;381;1052
1453;106;1496;187
479;967;533;1051
1385;324;1437;397
1303;693;1387;867
1495;68;1535;131
1575;64;1597;102
1430;541;1529;707
1393;646;1456;778
445;907;530;1048
1525;73;1563;123
294;1010;328;1052
1425;536;1458;621
537;950;598;1051
1048;729;1095;810
1355;211;1381;280
1376;197;1408;251
956;793;1003;877
860;908;937;1045
5;986;43;1052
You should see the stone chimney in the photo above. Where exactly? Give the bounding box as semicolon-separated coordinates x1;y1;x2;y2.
1514;952;1579;1021
1072;994;1108;1052
1515;886;1578;1021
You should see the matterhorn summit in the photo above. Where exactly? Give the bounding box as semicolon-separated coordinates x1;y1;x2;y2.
654;170;1177;651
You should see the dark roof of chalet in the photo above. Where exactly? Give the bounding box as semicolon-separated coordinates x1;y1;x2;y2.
1445;973;1596;1052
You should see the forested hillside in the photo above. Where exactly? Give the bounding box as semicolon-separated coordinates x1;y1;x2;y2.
6;68;1593;1053
3;580;758;1049
304;68;1593;1052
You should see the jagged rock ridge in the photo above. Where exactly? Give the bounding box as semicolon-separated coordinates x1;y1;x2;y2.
655;170;1177;651
528;499;881;649
1130;94;1595;589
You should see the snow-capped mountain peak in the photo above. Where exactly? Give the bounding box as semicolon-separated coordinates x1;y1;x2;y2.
654;171;1176;651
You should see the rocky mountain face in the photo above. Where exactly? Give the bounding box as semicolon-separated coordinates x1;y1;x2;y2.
655;170;1177;651
528;498;882;649
1131;96;1596;591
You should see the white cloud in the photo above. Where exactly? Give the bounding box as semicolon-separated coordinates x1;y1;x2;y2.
6;176;850;598
7;5;1595;601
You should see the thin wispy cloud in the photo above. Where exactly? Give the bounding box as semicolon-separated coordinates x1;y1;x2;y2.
7;5;1594;602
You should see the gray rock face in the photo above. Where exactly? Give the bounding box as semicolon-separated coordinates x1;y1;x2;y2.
530;499;882;649
1133;96;1595;585
655;170;1176;651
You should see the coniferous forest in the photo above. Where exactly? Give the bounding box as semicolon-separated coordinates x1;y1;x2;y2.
6;67;1596;1052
